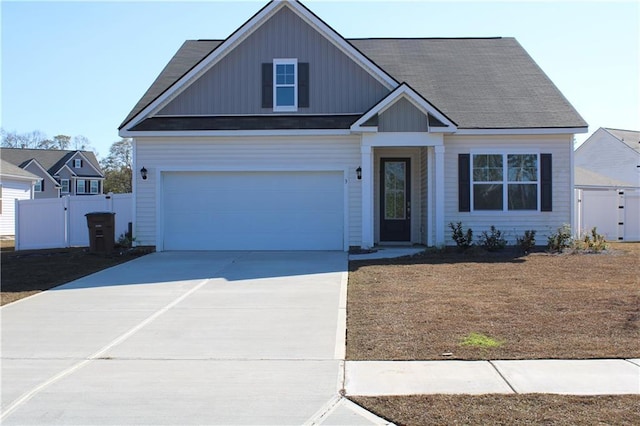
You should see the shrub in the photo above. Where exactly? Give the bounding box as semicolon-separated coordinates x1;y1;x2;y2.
547;224;573;253
578;227;608;253
449;222;473;251
116;232;135;249
516;230;537;254
478;226;507;251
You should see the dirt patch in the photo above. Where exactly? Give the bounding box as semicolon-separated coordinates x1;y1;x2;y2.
347;243;640;360
1;246;152;306
351;394;640;426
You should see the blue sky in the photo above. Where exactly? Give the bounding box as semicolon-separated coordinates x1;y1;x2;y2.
2;0;638;158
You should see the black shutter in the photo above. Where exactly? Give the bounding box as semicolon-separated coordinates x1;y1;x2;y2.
298;62;309;108
41;180;45;191
541;153;552;211
261;63;273;108
458;154;471;212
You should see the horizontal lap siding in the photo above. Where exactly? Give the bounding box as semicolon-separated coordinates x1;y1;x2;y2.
444;135;573;244
134;136;361;247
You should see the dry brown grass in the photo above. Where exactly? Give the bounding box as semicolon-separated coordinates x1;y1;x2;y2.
347;243;640;360
351;394;640;426
1;247;151;305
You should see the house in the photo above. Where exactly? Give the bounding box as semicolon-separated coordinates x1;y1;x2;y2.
0;148;104;199
0;159;39;235
574;128;640;241
119;0;587;251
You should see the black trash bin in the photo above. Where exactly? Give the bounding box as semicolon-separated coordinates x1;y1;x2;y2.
85;212;115;254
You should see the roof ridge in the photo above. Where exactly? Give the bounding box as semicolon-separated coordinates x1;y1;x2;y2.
347;37;507;40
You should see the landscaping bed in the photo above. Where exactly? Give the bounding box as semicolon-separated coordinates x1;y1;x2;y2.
347;243;640;360
1;245;152;306
351;394;640;426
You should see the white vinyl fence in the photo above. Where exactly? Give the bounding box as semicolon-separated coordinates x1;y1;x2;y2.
15;193;132;250
575;188;640;242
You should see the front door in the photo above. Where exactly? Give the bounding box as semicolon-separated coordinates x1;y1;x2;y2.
380;158;411;241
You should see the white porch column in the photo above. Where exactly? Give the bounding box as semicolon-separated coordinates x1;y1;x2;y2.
434;145;445;246
361;145;374;248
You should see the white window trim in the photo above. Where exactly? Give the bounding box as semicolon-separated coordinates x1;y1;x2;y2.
61;179;70;193
74;159;82;168
470;151;541;213
273;58;298;112
89;180;99;194
76;179;86;194
34;180;43;192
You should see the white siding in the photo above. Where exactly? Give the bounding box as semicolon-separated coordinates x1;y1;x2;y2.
0;180;32;235
134;136;361;248
575;129;640;187
443;134;573;244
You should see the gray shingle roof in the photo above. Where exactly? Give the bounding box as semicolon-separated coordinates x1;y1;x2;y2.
0;148;102;176
349;38;586;129
604;128;640;152
0;159;39;181
121;37;587;130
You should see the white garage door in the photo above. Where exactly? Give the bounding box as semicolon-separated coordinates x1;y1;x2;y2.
162;171;344;250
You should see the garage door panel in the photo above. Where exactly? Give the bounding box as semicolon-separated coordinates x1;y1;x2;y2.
162;172;344;250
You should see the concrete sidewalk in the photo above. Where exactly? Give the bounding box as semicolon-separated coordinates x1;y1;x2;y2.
345;359;640;396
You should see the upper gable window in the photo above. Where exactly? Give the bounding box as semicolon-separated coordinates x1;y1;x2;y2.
262;61;308;111
74;159;83;168
273;59;297;112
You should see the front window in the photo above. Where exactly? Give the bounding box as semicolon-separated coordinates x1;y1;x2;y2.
472;153;539;211
273;59;297;111
90;180;99;194
74;159;82;168
34;180;43;192
76;179;86;194
61;179;70;193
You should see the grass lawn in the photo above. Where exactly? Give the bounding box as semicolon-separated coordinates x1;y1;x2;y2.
347;242;640;425
347;242;639;361
351;394;640;426
1;242;152;306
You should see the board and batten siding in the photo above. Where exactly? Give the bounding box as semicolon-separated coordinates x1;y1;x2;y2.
158;7;389;116
379;98;429;132
134;136;362;248
443;134;573;244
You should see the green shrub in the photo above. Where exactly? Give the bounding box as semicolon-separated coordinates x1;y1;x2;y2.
478;226;507;251
547;224;573;253
449;222;473;251
516;230;537;254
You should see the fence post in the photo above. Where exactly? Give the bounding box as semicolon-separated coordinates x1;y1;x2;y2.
63;195;70;247
106;192;114;213
15;199;21;251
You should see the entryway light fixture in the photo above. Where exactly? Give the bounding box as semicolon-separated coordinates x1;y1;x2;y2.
140;167;148;180
356;167;362;180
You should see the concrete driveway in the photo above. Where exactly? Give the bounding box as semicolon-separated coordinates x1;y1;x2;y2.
1;251;375;425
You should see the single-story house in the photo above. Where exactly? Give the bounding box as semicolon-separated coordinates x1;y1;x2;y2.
0;159;39;235
119;0;587;251
574;128;639;241
1;148;105;199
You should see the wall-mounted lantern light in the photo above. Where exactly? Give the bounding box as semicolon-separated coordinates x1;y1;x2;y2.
356;167;362;180
140;167;148;180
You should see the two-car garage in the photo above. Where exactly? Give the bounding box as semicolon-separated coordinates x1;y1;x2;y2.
161;171;345;250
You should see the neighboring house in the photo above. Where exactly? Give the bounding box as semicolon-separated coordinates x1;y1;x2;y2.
119;0;587;251
0;159;39;235
574;128;640;241
0;148;104;199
